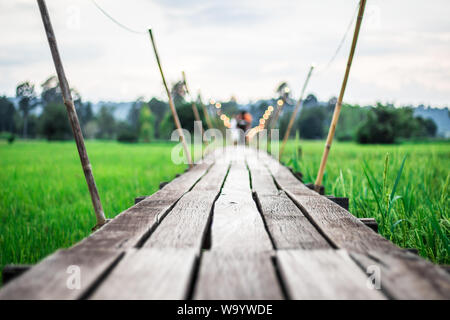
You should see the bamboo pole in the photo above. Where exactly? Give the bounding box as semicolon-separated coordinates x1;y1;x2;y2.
279;65;314;160
314;0;367;191
148;29;193;168
269;101;284;131
37;0;106;230
182;72;208;150
181;71;202;124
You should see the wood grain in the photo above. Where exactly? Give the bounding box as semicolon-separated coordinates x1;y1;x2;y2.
246;154;330;249
277;249;386;300
209;160;273;251
74;161;212;250
255;192;331;249
351;250;450;299
142;162;228;250
194;251;283;300
0;248;122;300
91;248;197;300
282;194;399;253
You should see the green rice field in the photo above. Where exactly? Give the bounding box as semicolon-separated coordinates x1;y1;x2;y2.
0;140;449;284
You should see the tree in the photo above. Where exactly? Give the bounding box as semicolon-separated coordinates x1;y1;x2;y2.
355;104;437;144
148;98;168;138
40;76;62;105
127;98;143;134
297;106;327;139
39;102;72;140
171;81;186;107
96;105;116;139
138;103;155;142
276;82;291;101
16;81;37;138
0;96;16;133
303;94;318;108
159;102;205;138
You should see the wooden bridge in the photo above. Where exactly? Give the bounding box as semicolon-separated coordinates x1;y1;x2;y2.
1;147;449;300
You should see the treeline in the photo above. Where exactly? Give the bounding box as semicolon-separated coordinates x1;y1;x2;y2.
0;77;223;143
0;78;440;145
250;93;438;144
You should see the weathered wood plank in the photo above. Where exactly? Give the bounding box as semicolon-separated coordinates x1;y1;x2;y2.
351;250;450;299
258;150;318;197
282;195;399;253
73;160;212;250
254;192;331;249
90;249;197;300
143;162;229;250
246;155;330;249
255;149;401;253
0;248;122;300
210;160;273;251
277;249;386;300
194;251;283;300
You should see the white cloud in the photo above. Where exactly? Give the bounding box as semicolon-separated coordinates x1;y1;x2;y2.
0;0;449;107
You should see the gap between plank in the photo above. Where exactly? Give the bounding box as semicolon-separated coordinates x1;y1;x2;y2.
134;161;215;248
186;163;231;299
265;163;339;250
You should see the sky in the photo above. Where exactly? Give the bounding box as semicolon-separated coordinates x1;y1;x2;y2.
1;0;449;107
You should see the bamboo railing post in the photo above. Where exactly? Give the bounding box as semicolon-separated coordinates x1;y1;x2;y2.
269;100;284;131
314;0;367;191
37;0;107;230
181;71;202;124
148;29;193;168
279;65;314;160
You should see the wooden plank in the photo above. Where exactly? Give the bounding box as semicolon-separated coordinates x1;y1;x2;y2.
246;154;330;249
194;251;283;300
73;160;212;250
0;248;122;300
282;195;400;253
350;250;450;300
258;150;318;197
210;160;273;251
142;162;229;250
255;192;331;250
245;151;279;196
256;149;403;254
276;249;386;300
0;158;213;299
90;248;197;300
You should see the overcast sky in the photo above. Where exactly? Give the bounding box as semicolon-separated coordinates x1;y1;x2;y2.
1;0;449;107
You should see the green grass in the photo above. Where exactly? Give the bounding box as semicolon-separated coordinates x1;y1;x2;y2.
281;140;449;264
0;140;187;284
0;139;449;286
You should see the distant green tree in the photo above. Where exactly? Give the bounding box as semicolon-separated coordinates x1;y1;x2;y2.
138;103;155;142
356;104;437;144
127;99;142;134
16;81;38;138
39;103;72;140
116;121;138;143
0;96;16;133
159;112;174;140
159;102;206;139
419;117;437;137
276;82;291;101
148;98;168;138
171;81;186;107
96;105;116;139
297;106;327;139
40;76;62;105
303;94;318;108
335;104;368;141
